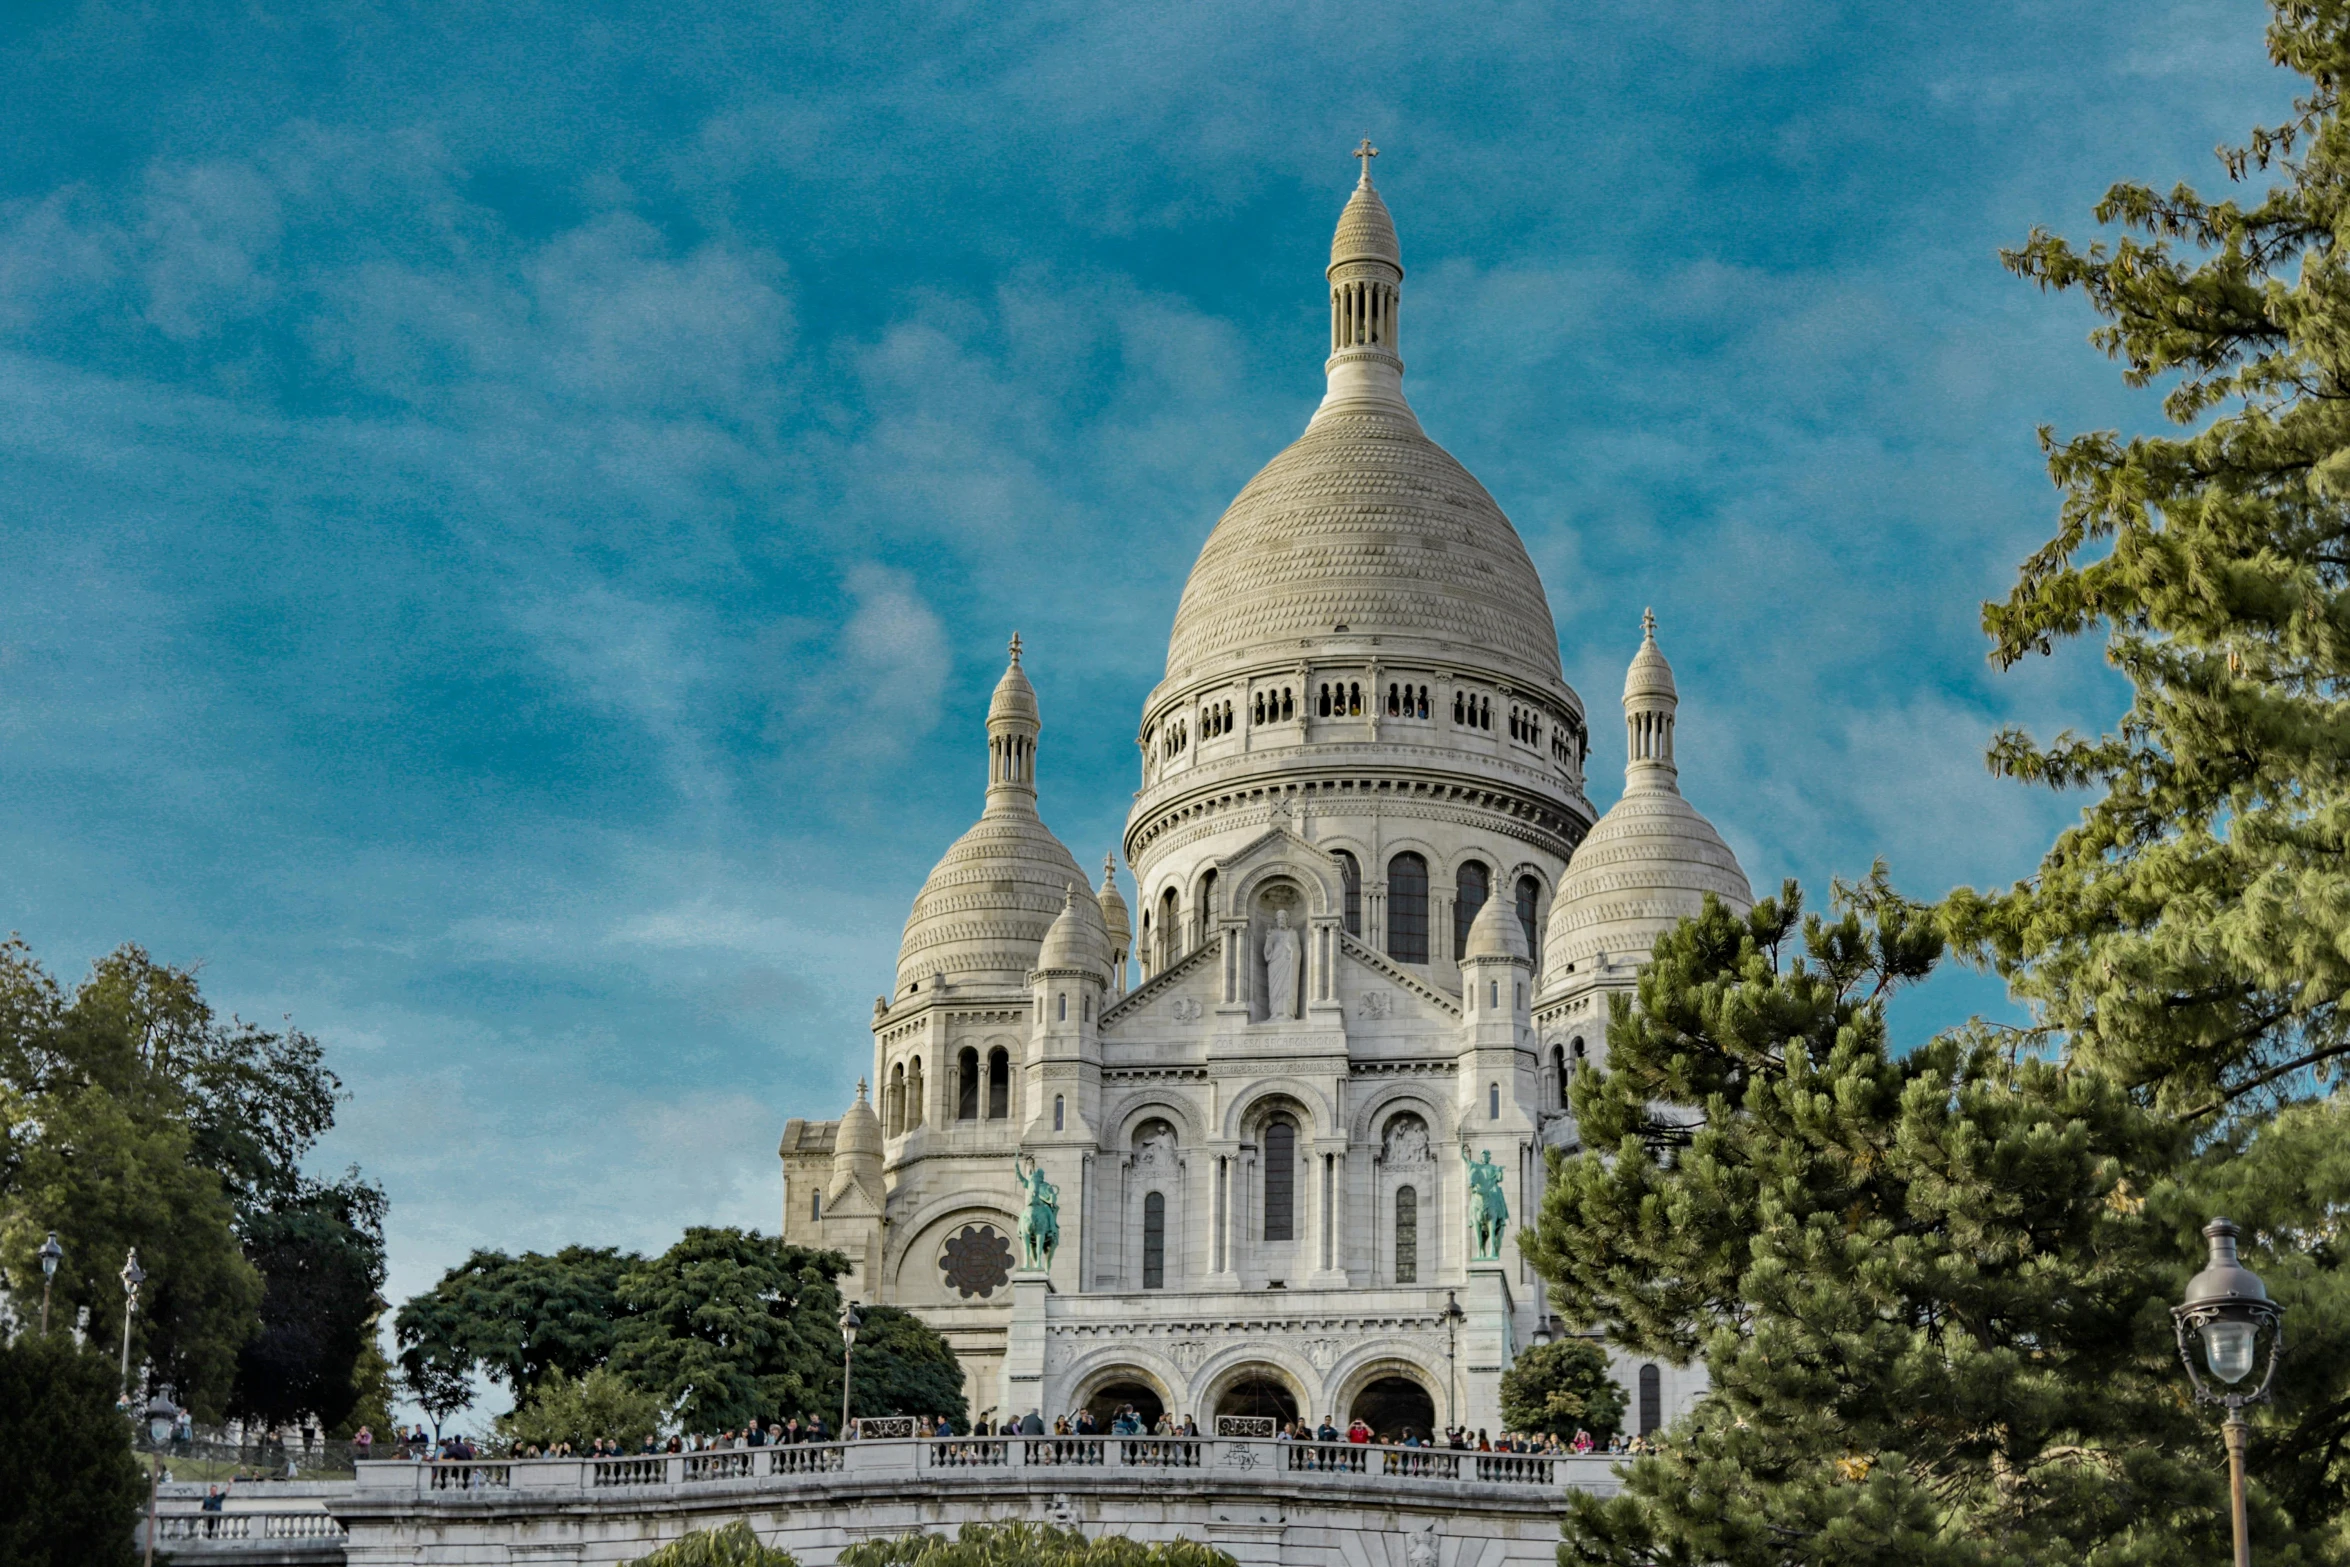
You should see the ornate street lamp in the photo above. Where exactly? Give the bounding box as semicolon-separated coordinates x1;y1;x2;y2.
37;1232;62;1336
140;1390;179;1567
838;1300;862;1439
118;1249;146;1398
2174;1217;2285;1567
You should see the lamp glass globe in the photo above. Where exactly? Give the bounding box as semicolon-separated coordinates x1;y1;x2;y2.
2202;1319;2258;1384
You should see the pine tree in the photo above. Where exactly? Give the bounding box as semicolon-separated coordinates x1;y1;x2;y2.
1524;881;2333;1566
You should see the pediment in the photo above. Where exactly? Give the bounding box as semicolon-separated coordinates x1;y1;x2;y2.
1101;931;1223;1032
1336;933;1462;1024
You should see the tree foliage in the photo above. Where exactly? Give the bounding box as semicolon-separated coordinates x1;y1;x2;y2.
1523;882;2325;1566
1944;0;2350;1123
495;1366;664;1452
839;1523;1235;1567
1498;1338;1625;1443
232;1174;388;1430
396;1228;968;1434
0;1331;145;1567
626;1521;799;1567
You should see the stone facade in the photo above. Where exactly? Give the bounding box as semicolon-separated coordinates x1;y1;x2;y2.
780;161;1745;1442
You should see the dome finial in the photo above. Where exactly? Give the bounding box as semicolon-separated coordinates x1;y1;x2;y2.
1353;138;1378;186
1642;606;1656;642
1008;631;1023;664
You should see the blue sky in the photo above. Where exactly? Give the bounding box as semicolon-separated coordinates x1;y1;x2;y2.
0;0;2290;1401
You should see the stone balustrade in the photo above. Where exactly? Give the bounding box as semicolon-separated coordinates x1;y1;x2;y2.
154;1513;349;1542
353;1436;1581;1500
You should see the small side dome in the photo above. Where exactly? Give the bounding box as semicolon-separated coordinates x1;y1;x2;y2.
1464;890;1529;962
831;1079;885;1205
1097;856;1131;957
1036;883;1108;977
1543;792;1752;978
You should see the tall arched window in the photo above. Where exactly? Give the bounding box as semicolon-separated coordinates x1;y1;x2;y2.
986;1048;1010;1119
907;1056;925;1128
957;1048;980;1121
1142;1191;1166;1289
1638;1365;1662;1435
887;1063;905;1136
1515;875;1541;958
1159;887;1179;968
1054;1095;1065;1131
1197;870;1218;946
1263;1116;1297;1242
1394;1186;1419;1284
1334;851;1362;937
1552;1044;1569;1109
1387;853;1429;964
1489;1081;1501;1120
1454;860;1490;960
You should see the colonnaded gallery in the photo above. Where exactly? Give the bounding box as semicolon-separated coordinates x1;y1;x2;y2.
776;157;1751;1444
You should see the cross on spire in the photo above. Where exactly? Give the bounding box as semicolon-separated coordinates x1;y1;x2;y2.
1008;631;1023;663
1353;139;1378;184
1642;606;1657;641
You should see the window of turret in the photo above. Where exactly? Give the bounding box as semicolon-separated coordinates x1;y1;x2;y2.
1454;860;1490;960
1489;1081;1501;1119
987;1048;1010;1119
811;1188;821;1223
1057;993;1067;1022
1054;1095;1065;1132
1263;1116;1297;1242
1386;854;1429;965
1516;876;1541;959
1334;851;1362;937
1281;688;1294;720
958;1048;980;1121
1197;869;1217;946
1394;1186;1418;1285
1318;683;1332;718
1552;1045;1570;1107
1143;1191;1166;1289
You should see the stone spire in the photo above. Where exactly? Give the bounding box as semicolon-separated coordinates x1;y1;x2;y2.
1096;854;1132;994
1622;609;1680;793
985;632;1041;813
1322;143;1408;415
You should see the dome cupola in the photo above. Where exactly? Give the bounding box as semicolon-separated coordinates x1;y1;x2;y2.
896;636;1089;996
830;1078;884;1206
1096;856;1132;991
1543;614;1751;983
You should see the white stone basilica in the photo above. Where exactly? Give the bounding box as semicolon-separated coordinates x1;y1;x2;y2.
777;158;1753;1442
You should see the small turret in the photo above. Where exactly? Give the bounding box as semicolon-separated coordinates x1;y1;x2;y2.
1623;608;1678;790
986;633;1041;812
1028;884;1106;1140
1322;141;1409;415
830;1079;884;1209
1097;856;1132;995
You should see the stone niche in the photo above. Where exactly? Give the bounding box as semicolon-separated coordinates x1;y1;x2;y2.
1249;877;1307;1024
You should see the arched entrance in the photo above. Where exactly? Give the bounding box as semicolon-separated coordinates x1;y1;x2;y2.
1085;1379;1164;1431
1214;1372;1299;1428
1349;1375;1436;1442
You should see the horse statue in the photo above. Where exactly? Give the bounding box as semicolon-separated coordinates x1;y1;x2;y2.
1013;1155;1060;1270
1462;1143;1509;1261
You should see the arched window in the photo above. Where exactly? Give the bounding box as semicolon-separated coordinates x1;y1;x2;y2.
1054;1095;1065;1132
1454;860;1490;960
987;1048;1010;1119
811;1188;821;1223
1386;682;1399;716
1418;686;1430;719
1638;1365;1662;1436
1489;1081;1501;1120
1319;683;1332;717
1057;992;1067;1022
1197;869;1217;945
1482;697;1493;730
1387;853;1429;965
1516;875;1541;958
1159;887;1179;968
1348;682;1361;715
1334;851;1362;937
1552;1044;1569;1108
1281;688;1294;720
1453;691;1466;724
887;1063;905;1136
1254;692;1265;724
1263;1115;1297;1242
957;1048;980;1121
1143;1191;1166;1289
908;1056;925;1128
1394;1186;1418;1284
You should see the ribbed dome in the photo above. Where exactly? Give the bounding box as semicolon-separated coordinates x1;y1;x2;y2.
1036;882;1110;976
1330;178;1401;272
1097;856;1131;955
989;634;1039;726
1465;890;1529;962
897;811;1089;993
1625;611;1676;703
1543;790;1752;977
1162;405;1564;686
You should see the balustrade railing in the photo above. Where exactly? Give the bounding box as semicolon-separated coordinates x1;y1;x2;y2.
154;1512;347;1540
381;1439;1589;1499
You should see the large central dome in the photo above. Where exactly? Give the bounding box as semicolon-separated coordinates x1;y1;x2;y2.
1163;405;1564;687
1161;171;1564;696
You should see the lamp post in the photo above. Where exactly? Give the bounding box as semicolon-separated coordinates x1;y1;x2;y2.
118;1249;146;1399
838;1300;862;1439
141;1390;179;1567
1442;1290;1466;1431
37;1231;62;1336
2174;1217;2286;1567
